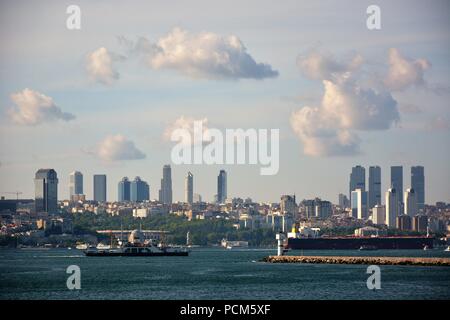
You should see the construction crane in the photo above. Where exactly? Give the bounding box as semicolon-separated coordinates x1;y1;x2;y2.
1;191;23;200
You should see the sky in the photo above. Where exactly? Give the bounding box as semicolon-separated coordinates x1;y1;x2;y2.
0;0;449;204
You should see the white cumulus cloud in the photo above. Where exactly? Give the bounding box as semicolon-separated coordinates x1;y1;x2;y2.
164;116;209;146
384;48;430;91
97;134;146;161
125;28;278;80
297;50;363;81
291;51;400;157
8;88;75;125
86;47;122;85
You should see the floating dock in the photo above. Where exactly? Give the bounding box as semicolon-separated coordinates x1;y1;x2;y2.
262;255;450;267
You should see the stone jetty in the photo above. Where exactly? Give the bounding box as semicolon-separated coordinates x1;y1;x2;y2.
262;255;450;267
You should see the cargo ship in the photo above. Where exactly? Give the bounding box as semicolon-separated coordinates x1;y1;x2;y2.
286;236;434;250
285;225;435;250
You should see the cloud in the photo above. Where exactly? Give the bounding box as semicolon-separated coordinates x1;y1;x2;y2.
97;134;146;161
291;51;400;157
164;116;209;146
8;88;75;125
321;80;399;131
290;106;361;157
384;48;430;91
124;28;278;80
297;50;363;81
86;47;122;85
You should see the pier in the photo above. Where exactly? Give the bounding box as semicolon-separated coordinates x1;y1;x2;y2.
262;255;450;267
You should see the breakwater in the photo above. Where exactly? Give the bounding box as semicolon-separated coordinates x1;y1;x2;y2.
262;255;450;266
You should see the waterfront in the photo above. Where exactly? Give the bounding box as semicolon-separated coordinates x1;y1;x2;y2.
0;248;449;300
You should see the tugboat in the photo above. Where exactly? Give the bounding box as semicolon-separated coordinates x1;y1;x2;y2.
84;229;189;257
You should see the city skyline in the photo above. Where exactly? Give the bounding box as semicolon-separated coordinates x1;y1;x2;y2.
23;164;438;207
1;1;449;204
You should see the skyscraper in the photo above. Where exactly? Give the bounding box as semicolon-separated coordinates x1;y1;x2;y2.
338;193;349;208
93;174;107;202
368;166;381;209
349;165;365;202
185;172;193;204
217;170;227;204
281;195;297;216
130;176;150;202
411;166;425;210
118;177;131;202
159;165;172;204
34;168;58;214
404;188;418;217
351;188;368;220
390;166;403;205
386;188;400;228
69;171;83;197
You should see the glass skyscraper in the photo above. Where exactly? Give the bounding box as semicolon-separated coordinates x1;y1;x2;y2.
159;165;172;204
390;166;403;204
34;168;58;214
185;171;193;204
118;177;131;202
217;170;227;204
93;174;107;202
130;176;150;202
368;166;381;209
69;171;83;197
411;166;425;210
349;165;365;202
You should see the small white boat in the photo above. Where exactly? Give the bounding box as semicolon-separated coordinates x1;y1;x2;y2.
445;246;450;252
96;243;111;250
75;243;88;250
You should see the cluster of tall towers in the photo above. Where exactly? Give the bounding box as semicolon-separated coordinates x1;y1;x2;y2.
33;166;231;211
349;165;425;227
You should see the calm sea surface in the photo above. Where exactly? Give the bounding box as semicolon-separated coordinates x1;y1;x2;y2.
0;248;449;300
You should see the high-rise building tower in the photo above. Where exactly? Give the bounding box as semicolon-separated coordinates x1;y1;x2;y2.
404;188;418;217
34;168;58;214
281;195;297;216
349;165;365;202
411;166;425;210
217;170;227;204
93;174;107;202
159;165;172;204
390;166;403;204
69;171;83;197
368;166;381;209
386;188;400;228
118;177;131;202
185;172;193;204
351;188;368;220
130;176;150;202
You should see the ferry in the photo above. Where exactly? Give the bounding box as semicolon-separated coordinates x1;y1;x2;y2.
84;229;189;257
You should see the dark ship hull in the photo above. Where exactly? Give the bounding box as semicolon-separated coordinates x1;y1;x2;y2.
286;236;434;250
